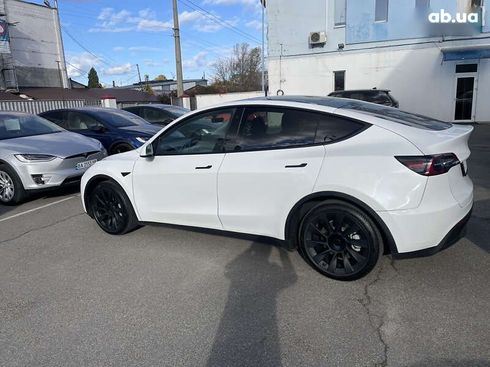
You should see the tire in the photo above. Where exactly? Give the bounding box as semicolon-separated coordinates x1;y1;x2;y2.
110;143;134;155
0;164;27;205
90;180;139;235
298;200;383;281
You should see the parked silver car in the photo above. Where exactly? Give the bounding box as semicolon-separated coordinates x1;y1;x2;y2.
0;112;107;205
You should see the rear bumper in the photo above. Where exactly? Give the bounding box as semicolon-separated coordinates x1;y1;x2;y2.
392;206;472;259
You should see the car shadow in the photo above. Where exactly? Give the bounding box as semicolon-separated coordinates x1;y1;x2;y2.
466;198;490;253
206;241;298;367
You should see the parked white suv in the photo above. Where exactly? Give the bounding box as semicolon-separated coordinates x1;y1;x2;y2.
81;96;473;280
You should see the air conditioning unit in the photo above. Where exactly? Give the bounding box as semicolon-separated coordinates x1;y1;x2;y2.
309;31;327;47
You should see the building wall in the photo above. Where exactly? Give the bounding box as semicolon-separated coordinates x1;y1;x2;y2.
267;0;490;121
346;0;460;44
195;91;264;110
4;0;68;88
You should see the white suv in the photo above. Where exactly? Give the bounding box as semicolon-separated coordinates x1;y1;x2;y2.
81;96;473;280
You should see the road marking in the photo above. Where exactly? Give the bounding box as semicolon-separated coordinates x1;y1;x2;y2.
0;196;79;223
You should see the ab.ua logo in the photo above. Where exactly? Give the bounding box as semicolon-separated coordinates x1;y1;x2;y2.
428;9;479;23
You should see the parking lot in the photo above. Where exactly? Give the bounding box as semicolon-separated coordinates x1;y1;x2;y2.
0;125;489;367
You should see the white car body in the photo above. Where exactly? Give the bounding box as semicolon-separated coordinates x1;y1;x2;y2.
81;97;473;257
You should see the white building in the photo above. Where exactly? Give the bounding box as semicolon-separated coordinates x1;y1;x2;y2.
266;0;490;122
0;0;68;90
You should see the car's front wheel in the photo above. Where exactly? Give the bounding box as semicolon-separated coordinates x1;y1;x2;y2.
298;200;383;281
0;164;26;205
90;180;139;235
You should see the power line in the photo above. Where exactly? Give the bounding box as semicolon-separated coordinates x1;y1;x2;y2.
177;0;261;44
66;61;89;77
61;26;116;67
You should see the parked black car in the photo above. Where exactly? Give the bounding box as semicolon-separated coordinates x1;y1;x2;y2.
40;108;161;155
328;89;399;108
123;104;190;127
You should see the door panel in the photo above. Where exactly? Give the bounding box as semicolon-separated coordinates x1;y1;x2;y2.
133;154;225;229
132;107;237;229
218;146;326;239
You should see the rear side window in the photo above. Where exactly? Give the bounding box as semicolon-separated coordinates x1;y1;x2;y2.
344;102;452;130
233;107;367;151
316;115;367;143
234;107;318;151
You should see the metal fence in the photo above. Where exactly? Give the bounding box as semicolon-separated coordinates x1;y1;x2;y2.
0;99;101;114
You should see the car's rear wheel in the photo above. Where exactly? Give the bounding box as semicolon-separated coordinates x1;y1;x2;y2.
0;164;26;205
298;200;383;281
110;143;133;155
90;181;139;235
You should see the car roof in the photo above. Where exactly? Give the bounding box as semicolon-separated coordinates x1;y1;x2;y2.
41;107;135;114
329;89;391;93
0;111;34;116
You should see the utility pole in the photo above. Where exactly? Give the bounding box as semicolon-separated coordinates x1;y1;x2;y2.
172;0;184;98
261;1;266;95
136;63;142;91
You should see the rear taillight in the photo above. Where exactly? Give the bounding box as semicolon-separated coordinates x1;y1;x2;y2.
395;153;460;176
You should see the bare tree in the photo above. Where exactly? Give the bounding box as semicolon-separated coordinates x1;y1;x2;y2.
213;43;262;91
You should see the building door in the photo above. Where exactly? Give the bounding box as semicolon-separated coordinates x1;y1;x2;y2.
454;64;478;122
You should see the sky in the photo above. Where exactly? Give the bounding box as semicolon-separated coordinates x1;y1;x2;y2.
32;0;265;87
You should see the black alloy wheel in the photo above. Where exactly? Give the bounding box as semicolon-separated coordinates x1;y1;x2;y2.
299;200;383;281
91;181;138;235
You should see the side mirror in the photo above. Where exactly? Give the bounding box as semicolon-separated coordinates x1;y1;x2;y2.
140;143;154;158
89;125;106;133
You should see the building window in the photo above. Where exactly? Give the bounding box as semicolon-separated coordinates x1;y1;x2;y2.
415;0;430;7
375;0;389;22
334;0;346;26
334;71;345;91
456;64;478;73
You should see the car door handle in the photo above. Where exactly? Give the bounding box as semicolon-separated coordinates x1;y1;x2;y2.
195;165;213;170
285;163;308;168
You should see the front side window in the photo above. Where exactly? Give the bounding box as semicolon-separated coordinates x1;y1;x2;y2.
334;0;346;26
375;0;389;22
154;108;235;155
233;107;319;151
66;112;104;131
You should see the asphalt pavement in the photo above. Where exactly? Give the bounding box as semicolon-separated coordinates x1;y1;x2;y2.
0;125;489;367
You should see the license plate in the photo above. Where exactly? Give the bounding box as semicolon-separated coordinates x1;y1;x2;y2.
76;159;97;170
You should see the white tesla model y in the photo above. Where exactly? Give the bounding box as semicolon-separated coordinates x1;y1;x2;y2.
81;97;473;280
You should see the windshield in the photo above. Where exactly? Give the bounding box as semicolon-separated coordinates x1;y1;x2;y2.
164;106;189;118
95;109;150;127
0;114;64;140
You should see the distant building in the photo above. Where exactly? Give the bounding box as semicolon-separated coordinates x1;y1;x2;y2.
266;0;490;122
120;78;208;96
0;0;68;90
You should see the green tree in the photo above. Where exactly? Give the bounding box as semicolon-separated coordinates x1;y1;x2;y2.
88;67;102;88
143;74;154;95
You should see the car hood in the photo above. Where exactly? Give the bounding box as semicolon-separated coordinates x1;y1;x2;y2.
0;131;102;158
119;124;161;136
